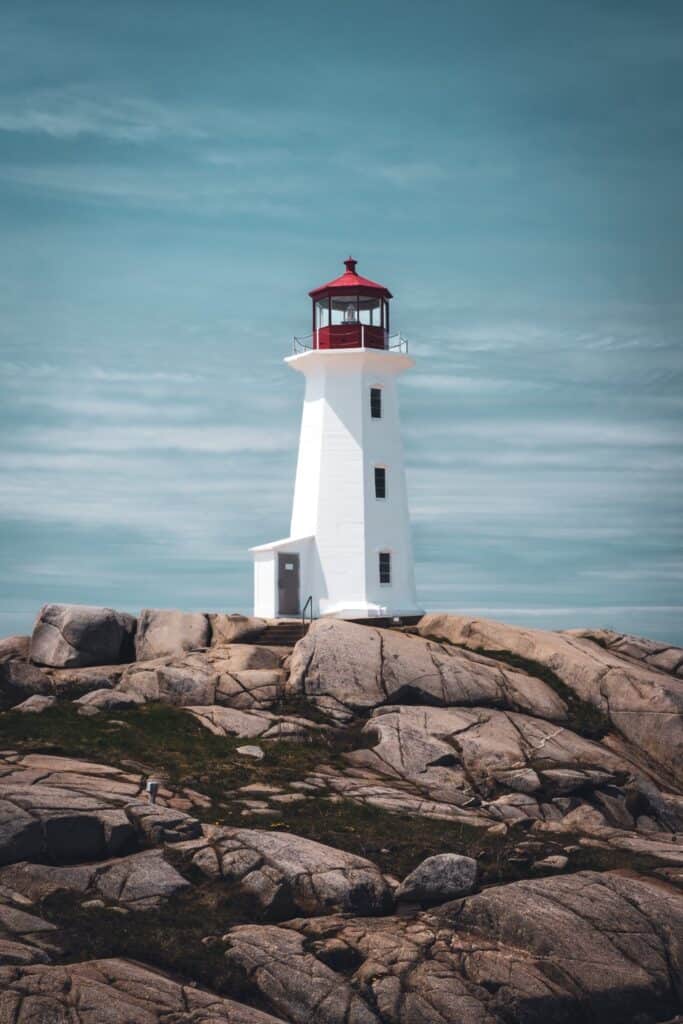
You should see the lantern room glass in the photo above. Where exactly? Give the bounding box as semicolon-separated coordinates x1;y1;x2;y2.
315;299;330;329
319;295;386;329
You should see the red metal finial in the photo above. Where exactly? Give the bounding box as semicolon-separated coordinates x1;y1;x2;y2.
344;256;357;274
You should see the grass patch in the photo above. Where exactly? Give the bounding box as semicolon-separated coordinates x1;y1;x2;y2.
0;701;529;881
41;885;270;1006
0;701;360;796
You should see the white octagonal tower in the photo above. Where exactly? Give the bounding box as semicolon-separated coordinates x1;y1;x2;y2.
251;258;422;621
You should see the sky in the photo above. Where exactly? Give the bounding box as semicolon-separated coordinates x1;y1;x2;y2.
1;0;682;644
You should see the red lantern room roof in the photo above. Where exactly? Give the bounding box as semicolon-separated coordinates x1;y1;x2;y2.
309;258;393;300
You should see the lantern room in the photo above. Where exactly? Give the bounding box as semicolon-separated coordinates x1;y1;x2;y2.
309;257;392;350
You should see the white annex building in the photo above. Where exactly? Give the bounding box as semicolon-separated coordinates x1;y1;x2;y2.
251;258;422;622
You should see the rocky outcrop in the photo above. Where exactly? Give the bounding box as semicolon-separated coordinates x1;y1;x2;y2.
178;826;392;918
289;619;567;722
0;958;288;1023
116;644;285;709
135;608;210;660
30;604;136;669
0;753;202;866
224;871;683;1024
346;704;630;820
419;613;683;786
568;626;683;676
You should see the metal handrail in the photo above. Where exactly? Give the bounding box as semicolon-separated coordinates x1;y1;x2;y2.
302;594;313;628
291;330;408;355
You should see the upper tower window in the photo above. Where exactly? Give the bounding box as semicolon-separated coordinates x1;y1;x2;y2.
370;387;382;418
379;551;392;584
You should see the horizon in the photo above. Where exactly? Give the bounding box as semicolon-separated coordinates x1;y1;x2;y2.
1;1;682;644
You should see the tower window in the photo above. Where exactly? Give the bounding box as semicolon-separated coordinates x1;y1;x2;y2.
370;387;382;418
379;551;391;584
374;466;387;499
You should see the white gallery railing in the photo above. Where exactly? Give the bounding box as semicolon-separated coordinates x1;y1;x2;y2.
291;330;409;355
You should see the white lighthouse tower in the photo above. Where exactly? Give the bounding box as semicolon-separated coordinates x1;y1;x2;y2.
251;258;422;621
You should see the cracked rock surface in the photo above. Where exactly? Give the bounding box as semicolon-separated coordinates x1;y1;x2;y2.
289;619;568;723
0;958;288;1023
224;871;683;1024
419;613;683;786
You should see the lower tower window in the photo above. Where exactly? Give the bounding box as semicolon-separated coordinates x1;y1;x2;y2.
379;551;391;584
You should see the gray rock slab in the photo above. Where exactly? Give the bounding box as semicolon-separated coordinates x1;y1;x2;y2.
30;604;136;669
395;853;478;904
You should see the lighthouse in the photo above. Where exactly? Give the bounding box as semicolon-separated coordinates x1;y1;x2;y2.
250;258;422;621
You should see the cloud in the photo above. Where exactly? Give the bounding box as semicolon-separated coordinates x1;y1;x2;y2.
13;423;293;455
0;89;207;142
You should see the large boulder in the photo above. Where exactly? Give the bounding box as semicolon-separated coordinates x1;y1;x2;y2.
180;825;392;919
29;604;136;669
419;614;683;786
135;609;210;660
289;619;567;723
395;853;478;904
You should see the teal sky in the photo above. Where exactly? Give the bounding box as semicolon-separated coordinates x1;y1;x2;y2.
1;1;682;643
